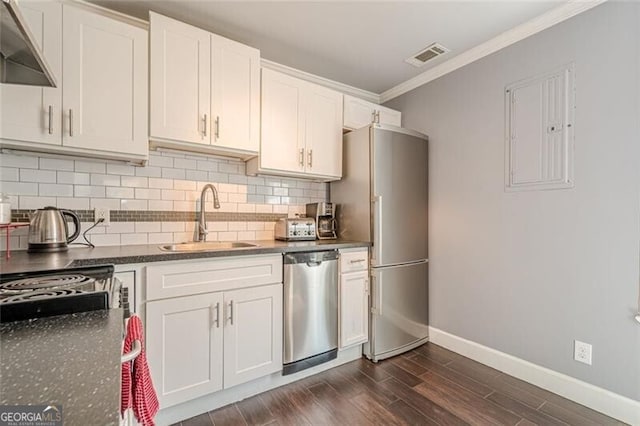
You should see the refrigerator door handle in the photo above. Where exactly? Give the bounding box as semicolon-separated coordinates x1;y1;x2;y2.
371;195;382;266
370;273;382;316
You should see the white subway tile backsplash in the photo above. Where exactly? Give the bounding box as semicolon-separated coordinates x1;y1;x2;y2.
207;221;228;232
273;187;288;196
228;193;247;203
148;232;173;244
148;200;173;210
255;204;273;214
57;197;90;210
89;234;121;246
135;188;161;200
218;202;237;212
173;201;195;211
74;185;106;198
39;184;73;197
218;163;240;174
197;160;216;171
161;189;185;201
20;196;56;209
174;180;196;191
74;160;106;174
208;172;228;183
265;196;281;204
1;181;38;196
20;169;56;183
255;230;274;240
273;205;288;214
174;158;196;170
228;222;247;231
172;232;194;242
161;222;184;232
120;199;148;210
57;171;90;185
106;164;135;176
0;154;39;169
91;174;120;186
121;233;148;245
40;158;74;171
237;203;256;213
247;222;263;231
135;166;161;177
218;231;238;241
148;154;173;168
186;170;208;181
162;168;185;180
148;178;173;189
121;176;148;188
0;167;19;182
106;187;134;199
90;198;120;210
237;231;255;240
135;222;161;233
106;222;135;234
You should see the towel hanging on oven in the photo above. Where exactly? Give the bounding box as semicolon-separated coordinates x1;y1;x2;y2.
121;315;159;425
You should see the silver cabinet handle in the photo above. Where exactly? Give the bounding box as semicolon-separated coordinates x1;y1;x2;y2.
211;302;220;328
371;110;377;123
374;110;380;124
215;116;220;139
121;340;141;363
299;148;305;167
228;300;234;325
203;114;208;136
364;278;369;295
68;109;73;137
308;149;313;168
48;105;53;134
350;259;365;264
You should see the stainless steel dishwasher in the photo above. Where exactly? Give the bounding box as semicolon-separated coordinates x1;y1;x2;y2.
283;250;338;375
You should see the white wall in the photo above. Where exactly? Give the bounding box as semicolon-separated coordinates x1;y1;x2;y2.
385;2;640;400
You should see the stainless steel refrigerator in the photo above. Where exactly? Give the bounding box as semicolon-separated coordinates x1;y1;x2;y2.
331;123;428;362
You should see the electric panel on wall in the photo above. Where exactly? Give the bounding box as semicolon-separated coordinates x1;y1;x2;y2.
504;64;575;191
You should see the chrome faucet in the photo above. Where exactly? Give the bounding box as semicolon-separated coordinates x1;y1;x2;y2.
198;184;221;242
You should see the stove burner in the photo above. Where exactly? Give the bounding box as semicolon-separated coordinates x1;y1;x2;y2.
0;288;88;304
0;274;95;292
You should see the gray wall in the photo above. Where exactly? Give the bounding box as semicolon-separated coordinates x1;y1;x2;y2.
386;2;640;400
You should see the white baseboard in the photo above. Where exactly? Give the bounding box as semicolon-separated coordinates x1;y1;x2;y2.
428;327;640;425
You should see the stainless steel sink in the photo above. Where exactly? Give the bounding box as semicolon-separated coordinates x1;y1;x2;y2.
159;241;259;252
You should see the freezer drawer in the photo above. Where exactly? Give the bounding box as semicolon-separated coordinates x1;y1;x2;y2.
366;260;429;361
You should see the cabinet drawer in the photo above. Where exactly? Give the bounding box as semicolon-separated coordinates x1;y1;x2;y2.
339;249;369;273
146;254;282;300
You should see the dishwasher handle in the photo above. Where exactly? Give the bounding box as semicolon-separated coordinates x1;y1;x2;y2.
284;250;338;265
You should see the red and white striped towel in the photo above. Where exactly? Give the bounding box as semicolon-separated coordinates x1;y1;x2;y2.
121;315;159;426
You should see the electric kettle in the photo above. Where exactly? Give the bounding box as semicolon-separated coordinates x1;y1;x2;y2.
28;207;81;252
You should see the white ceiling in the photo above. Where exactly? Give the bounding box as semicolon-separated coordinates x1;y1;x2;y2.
92;1;565;94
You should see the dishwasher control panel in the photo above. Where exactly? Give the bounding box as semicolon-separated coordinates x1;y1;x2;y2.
275;217;317;241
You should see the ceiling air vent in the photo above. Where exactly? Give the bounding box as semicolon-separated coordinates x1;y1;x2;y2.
405;43;450;67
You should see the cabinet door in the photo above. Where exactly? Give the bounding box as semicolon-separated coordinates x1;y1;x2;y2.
305;84;343;178
62;5;148;156
146;292;224;408
343;95;376;130
377;105;402;127
0;1;62;145
211;35;260;153
339;270;369;348
223;283;282;388
260;69;305;173
150;12;210;145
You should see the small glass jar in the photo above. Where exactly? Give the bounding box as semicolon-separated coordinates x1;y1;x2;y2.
0;193;11;224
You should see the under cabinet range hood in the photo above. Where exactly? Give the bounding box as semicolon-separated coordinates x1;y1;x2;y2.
0;0;57;86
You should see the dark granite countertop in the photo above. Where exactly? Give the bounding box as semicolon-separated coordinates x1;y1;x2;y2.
0;309;124;425
0;239;370;274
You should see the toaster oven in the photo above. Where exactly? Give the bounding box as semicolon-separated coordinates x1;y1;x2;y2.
275;217;316;241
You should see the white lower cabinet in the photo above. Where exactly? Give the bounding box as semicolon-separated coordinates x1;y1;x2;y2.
339;249;369;349
223;285;283;388
147;293;224;408
145;256;283;408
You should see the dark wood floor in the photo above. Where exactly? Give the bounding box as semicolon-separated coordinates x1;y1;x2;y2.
174;343;625;426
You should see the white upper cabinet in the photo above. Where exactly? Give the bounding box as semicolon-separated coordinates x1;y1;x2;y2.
0;3;148;163
63;5;148;157
150;13;260;158
343;94;401;130
211;35;260;153
248;68;343;181
0;1;62;146
150;12;210;145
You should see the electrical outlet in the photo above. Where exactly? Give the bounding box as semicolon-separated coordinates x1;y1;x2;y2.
574;340;592;365
94;208;110;226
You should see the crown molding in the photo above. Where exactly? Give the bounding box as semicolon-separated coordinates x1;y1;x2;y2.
67;0;149;29
260;59;381;104
380;0;607;103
